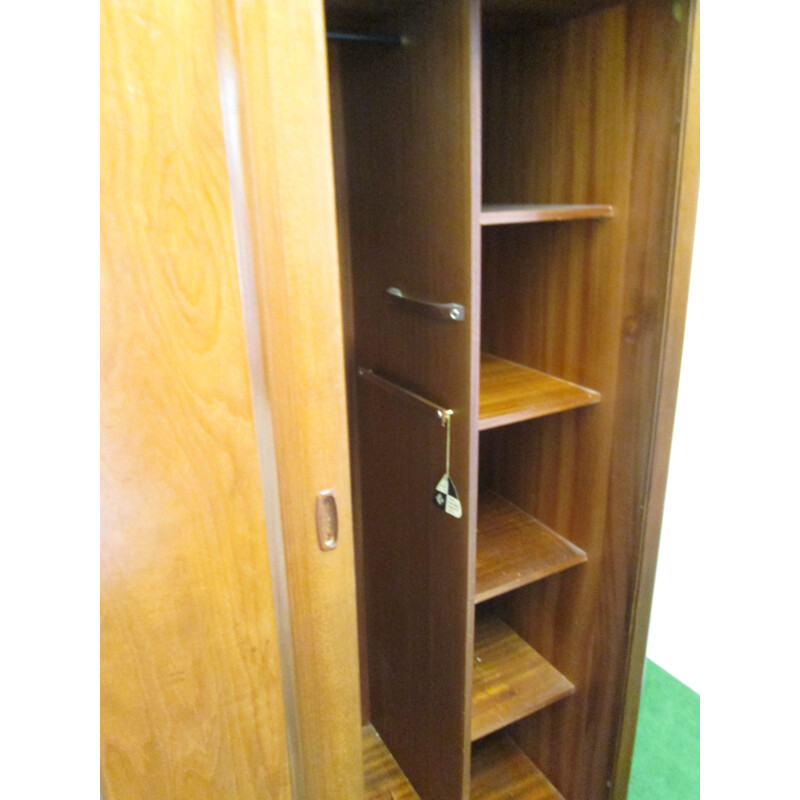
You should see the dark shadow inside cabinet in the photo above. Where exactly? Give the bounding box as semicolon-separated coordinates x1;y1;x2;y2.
326;1;694;798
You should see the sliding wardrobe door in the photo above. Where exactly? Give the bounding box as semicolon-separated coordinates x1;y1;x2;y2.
101;1;361;798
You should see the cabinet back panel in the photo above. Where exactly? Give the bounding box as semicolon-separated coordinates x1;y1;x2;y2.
480;1;693;797
329;1;477;797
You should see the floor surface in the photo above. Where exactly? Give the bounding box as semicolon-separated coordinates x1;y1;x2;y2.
627;659;700;800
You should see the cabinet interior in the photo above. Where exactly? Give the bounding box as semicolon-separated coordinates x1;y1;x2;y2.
326;0;694;798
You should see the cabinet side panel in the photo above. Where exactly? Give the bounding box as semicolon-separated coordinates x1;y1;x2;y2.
480;2;694;798
611;5;699;796
333;1;475;797
217;0;366;797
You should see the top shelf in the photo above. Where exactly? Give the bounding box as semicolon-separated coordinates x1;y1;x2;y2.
481;204;614;225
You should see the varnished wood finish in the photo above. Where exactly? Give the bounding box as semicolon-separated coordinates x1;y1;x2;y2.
479;353;600;430
213;1;364;796
482;0;624;29
363;724;421;800
476;491;586;603
481;203;613;225
480;3;696;797
470;735;564;800
327;42;372;729
471;613;574;741
329;1;476;797
100;2;291;796
611;7;699;798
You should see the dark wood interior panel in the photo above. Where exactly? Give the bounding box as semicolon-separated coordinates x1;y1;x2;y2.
471;734;565;800
357;381;469;800
336;8;473;409
479;2;694;798
328;1;476;797
328;43;372;728
482;0;624;31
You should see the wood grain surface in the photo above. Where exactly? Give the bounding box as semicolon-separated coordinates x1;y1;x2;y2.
470;735;564;800
330;1;476;797
100;1;291;797
102;0;364;797
214;1;364;796
611;5;699;796
471;613;574;741
327;40;373;729
479;2;696;797
476;491;586;603
482;0;623;29
479;353;600;429
363;724;421;800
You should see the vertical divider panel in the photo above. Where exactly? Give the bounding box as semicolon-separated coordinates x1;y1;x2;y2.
333;1;477;798
327;41;372;728
466;0;484;793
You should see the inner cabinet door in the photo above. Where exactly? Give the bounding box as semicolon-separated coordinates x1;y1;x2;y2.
328;1;478;798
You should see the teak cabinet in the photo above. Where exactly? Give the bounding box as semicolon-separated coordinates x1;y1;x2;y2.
101;0;698;799
328;0;697;798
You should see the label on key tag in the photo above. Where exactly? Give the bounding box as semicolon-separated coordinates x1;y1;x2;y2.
433;473;462;519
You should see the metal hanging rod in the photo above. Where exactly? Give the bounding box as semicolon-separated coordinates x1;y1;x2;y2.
326;30;408;46
357;367;452;425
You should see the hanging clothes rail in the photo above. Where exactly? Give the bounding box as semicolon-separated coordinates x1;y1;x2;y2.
326;30;408;47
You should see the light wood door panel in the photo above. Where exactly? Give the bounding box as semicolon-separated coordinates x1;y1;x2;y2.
213;0;364;797
100;1;291;797
101;1;362;798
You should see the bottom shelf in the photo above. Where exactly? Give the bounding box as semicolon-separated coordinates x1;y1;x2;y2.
363;723;420;800
471;735;565;800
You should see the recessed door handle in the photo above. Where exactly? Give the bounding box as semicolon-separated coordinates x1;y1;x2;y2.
387;287;465;322
315;489;338;551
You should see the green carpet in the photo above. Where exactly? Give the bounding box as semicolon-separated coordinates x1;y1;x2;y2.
627;660;700;800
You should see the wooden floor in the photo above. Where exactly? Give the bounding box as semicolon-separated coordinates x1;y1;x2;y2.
363;723;420;799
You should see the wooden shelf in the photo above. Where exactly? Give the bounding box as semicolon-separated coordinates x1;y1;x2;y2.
363;724;420;800
476;491;586;603
471;613;574;741
471;734;565;800
481;203;614;225
479;353;600;430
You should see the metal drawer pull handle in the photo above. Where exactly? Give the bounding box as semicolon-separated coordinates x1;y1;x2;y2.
386;286;465;322
315;490;338;551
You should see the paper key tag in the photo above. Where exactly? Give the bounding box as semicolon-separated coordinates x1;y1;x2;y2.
433;473;462;519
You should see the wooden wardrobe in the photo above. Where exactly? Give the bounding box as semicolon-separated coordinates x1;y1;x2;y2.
100;0;698;798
